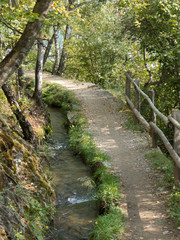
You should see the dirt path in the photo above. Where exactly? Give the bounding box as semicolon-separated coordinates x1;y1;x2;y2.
27;71;179;240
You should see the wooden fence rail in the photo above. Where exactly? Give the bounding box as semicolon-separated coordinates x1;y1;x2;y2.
125;72;180;183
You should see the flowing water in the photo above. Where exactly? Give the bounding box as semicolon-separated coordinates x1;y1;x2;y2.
46;107;98;240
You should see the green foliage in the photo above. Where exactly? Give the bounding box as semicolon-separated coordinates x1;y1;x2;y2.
145;149;180;226
123;111;145;132
168;184;180;226
0;183;55;240
69;125;97;161
15;184;55;239
64;0;179;133
65;1;131;87
68;101;125;239
96;171;121;209
43;59;54;73
145;149;174;186
69;120;121;211
121;0;179;112
15;231;25;240
90;206;125;240
42;82;80;112
0;1;37;48
42;82;125;239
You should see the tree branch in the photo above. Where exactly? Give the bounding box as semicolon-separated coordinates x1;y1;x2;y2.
0;0;53;88
1;20;23;35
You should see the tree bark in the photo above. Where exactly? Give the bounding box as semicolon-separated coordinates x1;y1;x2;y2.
143;47;152;87
33;37;45;106
52;25;60;74
2;83;37;147
18;65;25;90
57;24;72;76
8;0;16;7
172;109;180;183
43;33;54;67
0;0;53;88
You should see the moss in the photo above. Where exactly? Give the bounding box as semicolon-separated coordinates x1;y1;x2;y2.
0;131;16;172
0;131;14;152
1;163;17;181
0;81;55;240
22;153;55;199
34;126;45;139
42;82;80;113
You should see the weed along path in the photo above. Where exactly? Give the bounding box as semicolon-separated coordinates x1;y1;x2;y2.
26;71;179;240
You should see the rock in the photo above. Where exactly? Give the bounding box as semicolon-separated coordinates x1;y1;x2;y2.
67;112;77;125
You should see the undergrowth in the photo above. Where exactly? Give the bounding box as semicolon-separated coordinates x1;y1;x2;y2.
42;82;125;240
123;111;145;132
42;82;80;113
15;184;54;239
145;149;180;226
89;206;125;240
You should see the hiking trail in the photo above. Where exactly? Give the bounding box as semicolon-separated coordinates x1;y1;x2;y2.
27;71;179;240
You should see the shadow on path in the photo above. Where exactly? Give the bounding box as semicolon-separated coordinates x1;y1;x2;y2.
26;71;179;240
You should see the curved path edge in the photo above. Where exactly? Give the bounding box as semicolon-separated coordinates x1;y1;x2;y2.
27;71;179;240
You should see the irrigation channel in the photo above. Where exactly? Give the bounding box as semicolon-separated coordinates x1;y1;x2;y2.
46;107;98;240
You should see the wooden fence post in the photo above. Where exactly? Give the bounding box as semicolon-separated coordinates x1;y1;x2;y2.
134;79;140;123
148;90;157;148
172;109;180;183
135;79;140;111
125;71;132;101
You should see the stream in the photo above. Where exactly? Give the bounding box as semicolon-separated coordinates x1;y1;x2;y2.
46;107;98;240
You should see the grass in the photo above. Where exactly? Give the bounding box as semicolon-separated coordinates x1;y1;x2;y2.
42;82;80;113
90;206;125;240
145;149;174;187
168;184;180;226
42;82;125;239
123;111;145;132
145;149;180;226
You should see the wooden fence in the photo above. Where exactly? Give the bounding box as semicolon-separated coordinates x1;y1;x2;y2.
125;72;180;183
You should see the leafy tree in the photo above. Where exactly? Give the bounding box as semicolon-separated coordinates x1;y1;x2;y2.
65;1;132;86
118;0;180;109
0;0;53;87
0;0;53;144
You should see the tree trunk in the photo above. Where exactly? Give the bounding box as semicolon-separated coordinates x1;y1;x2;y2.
18;65;25;88
143;47;152;87
52;25;60;74
33;38;45;106
2;83;37;147
8;0;16;7
0;0;53;88
43;33;54;68
16;65;25;98
57;24;72;76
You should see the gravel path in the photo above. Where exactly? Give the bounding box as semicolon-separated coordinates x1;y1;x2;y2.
27;71;179;240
